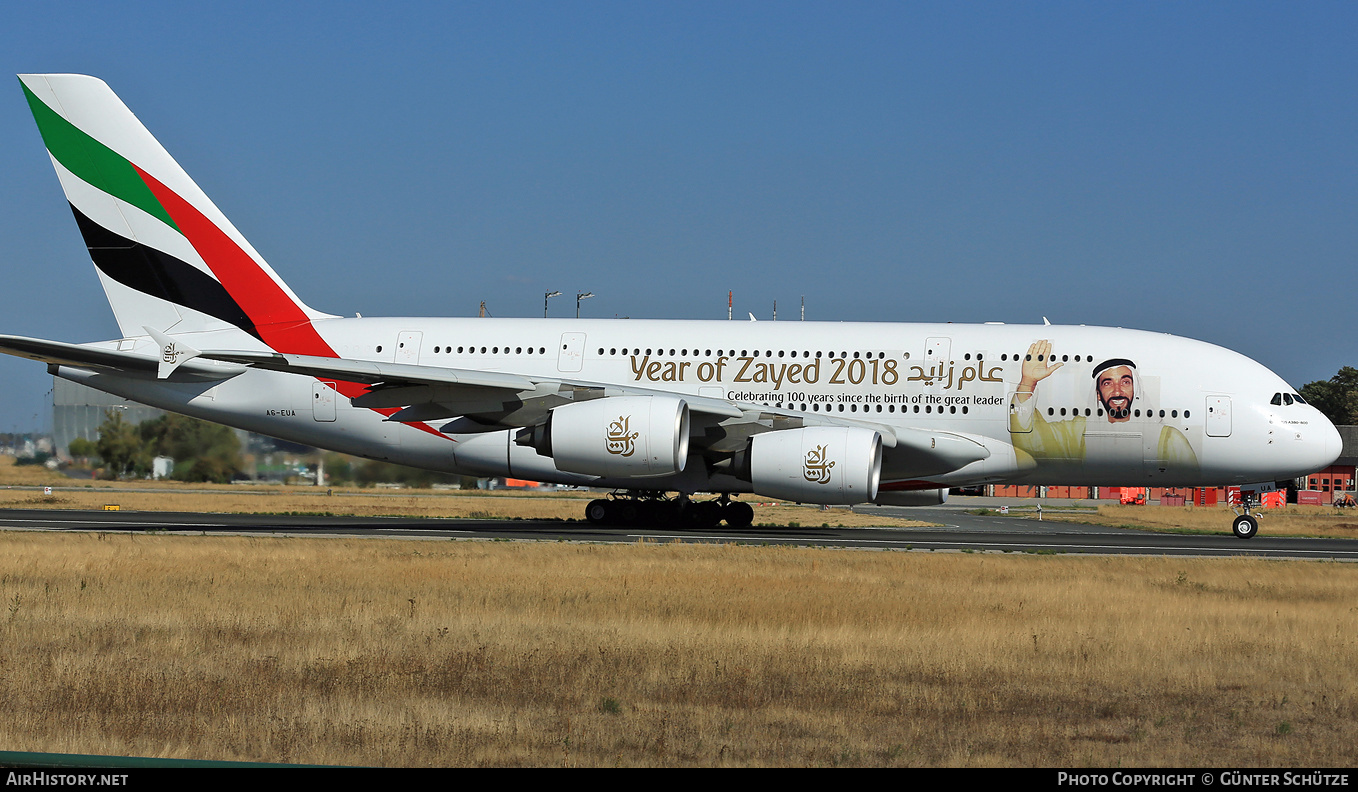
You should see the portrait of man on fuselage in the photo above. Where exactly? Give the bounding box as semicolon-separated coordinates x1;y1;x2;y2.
1009;339;1198;470
1093;360;1135;422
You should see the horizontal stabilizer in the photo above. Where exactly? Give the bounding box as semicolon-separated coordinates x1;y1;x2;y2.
0;333;244;381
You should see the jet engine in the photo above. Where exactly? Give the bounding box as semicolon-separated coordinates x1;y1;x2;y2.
874;488;948;506
518;396;690;478
746;426;882;505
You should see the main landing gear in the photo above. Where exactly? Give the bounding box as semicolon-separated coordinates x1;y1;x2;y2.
584;492;755;529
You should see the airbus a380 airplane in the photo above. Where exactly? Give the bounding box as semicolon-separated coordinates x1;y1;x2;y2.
1;75;1341;538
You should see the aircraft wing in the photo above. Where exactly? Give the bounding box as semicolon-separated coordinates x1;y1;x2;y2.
203;348;986;476
201;350;537;392
199;349;747;421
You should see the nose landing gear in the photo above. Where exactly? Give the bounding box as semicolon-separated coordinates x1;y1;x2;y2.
1230;496;1260;539
1231;513;1258;539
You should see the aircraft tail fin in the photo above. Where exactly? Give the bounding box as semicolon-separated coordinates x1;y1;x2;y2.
18;74;337;347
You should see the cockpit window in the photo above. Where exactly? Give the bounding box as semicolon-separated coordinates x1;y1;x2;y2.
1270;393;1282;405
1282;393;1294;406
1293;393;1308;405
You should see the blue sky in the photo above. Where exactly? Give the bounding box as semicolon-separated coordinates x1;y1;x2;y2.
1;2;1355;433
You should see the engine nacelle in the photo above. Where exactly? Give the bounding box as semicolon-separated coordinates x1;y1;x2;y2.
749;426;882;505
874;488;948;506
526;396;690;478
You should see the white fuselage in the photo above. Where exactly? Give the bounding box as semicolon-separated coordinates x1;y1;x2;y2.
55;316;1342;495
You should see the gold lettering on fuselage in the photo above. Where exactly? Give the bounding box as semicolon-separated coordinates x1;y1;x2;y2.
803;444;836;484
623;353;1010;392
606;415;639;457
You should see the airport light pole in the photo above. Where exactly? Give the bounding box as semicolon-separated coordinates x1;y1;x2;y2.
576;291;594;318
543;290;561;318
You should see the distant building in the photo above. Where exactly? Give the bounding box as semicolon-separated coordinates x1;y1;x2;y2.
1303;425;1357;496
52;377;163;459
51;378;294;468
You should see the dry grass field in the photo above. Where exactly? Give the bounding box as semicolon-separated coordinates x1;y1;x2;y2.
0;531;1354;767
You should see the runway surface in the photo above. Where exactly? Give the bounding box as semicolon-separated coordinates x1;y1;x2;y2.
2;506;1356;560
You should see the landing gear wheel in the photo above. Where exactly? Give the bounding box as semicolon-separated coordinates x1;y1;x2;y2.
683;500;723;529
585;499;611;525
1232;514;1258;539
724;501;754;529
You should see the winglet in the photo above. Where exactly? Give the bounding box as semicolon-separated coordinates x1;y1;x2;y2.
144;326;201;379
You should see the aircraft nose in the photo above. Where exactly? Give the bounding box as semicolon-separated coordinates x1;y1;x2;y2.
1267;407;1342;480
1315;415;1343;470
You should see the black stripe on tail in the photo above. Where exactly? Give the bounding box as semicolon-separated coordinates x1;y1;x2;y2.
70;204;261;340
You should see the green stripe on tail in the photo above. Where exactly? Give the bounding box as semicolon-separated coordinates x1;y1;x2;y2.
21;81;180;233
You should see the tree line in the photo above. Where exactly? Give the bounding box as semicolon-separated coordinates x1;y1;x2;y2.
70;411;242;483
70;410;469;487
1300;366;1358;427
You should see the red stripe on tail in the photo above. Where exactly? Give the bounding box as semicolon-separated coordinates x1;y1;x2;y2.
134;165;332;356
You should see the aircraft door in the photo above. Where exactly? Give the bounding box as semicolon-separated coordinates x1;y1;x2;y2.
395;331;423;365
925;337;951;368
558;332;586;372
1206;396;1231;437
312;381;337;422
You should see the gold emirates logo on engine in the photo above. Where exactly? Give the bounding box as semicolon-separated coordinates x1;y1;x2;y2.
803;444;836;484
606;415;639;457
